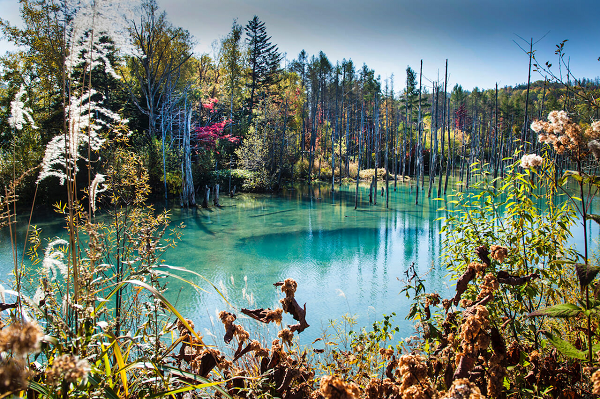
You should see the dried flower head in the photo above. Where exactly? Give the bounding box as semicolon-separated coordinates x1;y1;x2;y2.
0;322;43;356
233;324;249;343
460;305;490;355
379;348;394;360
589;140;600;160
365;378;380;399
477;273;499;301
396;354;432;394
265;308;283;325
281;278;298;297
592;369;600;395
520;154;544;169
218;311;236;329
278;328;294;346
468;262;486;276
0;358;30;394
531;111;596;159
319;375;360;399
490;245;508;263
441;378;484;398
46;354;90;384
459;299;473;308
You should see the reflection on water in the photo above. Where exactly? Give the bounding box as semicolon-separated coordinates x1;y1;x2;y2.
2;181;597;346
164;182;448;344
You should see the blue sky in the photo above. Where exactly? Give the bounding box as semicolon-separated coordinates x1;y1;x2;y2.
1;0;599;92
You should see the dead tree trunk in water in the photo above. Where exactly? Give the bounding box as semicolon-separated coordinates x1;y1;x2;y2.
181;104;196;207
355;102;364;210
415;60;423;205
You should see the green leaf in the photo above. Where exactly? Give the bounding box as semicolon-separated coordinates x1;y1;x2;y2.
576;263;600;287
528;303;584;318
588;214;600;225
563;170;583;182
28;381;51;396
543;332;587;360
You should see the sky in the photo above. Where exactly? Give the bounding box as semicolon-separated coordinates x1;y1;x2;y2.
1;0;599;92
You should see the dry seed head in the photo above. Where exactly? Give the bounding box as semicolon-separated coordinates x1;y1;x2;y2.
396;354;429;392
219;311;236;328
46;354;90;384
476;273;499;301
233;324;249;343
265;308;283;325
278;328;294;345
379;348;394;360
319;375;360;399
281;278;298;297
459;299;473;308
0;358;30;394
441;378;484;399
0;322;43;356
365;378;380;399
592;369;600;395
489;245;508;263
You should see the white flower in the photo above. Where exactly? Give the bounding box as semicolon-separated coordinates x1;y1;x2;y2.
591;120;600;133
520;154;544;169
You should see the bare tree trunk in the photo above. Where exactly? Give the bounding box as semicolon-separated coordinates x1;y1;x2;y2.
428;83;438;198
355;102;364;209
415;60;423;205
181;103;195;207
438;61;448;197
374;98;379;205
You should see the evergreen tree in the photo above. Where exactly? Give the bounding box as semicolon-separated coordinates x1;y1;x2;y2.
245;16;282;120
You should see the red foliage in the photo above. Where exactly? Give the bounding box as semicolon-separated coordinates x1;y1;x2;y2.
194;119;238;149
202;97;219;112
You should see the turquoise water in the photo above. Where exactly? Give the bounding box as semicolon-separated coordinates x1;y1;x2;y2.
165;182;448;345
1;180;598;347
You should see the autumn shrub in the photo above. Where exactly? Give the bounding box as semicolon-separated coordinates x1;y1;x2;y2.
358;168;389;181
293;158;310;179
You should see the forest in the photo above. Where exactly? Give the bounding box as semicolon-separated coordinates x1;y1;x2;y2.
1;0;600;398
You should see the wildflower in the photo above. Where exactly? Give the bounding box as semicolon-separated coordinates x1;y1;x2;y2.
233;324;249;343
459;298;473;308
490;245;508;263
46;354;90;384
319;375;360;399
520;154;544;169
278;328;294;345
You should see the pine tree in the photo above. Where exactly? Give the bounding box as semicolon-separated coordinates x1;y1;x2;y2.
245;16;282;120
